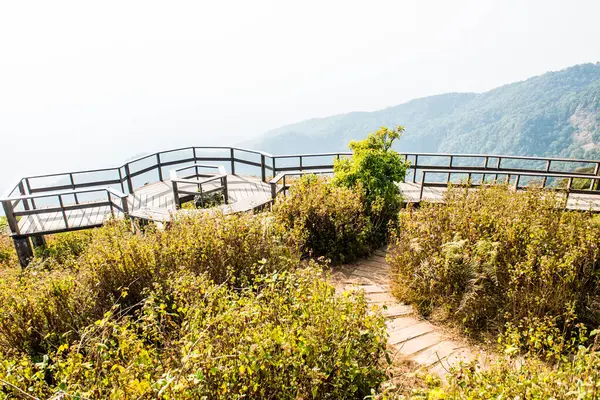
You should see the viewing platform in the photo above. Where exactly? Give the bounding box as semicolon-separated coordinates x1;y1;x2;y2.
3;146;600;266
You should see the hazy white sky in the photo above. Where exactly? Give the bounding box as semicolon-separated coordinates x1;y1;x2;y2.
1;0;600;191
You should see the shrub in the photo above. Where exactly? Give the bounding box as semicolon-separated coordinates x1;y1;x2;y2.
428;344;600;399
333;126;409;244
388;185;600;355
0;213;299;356
34;230;94;265
0;233;17;267
0;267;389;399
274;175;371;263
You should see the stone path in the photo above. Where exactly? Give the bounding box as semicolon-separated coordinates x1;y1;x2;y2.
330;248;487;377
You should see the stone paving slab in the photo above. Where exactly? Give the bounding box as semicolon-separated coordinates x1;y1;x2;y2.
330;249;487;379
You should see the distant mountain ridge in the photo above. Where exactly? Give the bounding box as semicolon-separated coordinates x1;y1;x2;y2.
250;63;600;159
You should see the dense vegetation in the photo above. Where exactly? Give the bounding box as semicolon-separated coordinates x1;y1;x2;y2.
3;126;600;398
0;214;388;399
388;185;600;356
274;126;408;263
333;126;408;244
253;63;600;160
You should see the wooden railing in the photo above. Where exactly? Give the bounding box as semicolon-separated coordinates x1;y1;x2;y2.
1;187;129;236
3;146;600;236
404;153;600;184
269;170;334;199
169;164;228;208
418;169;600;202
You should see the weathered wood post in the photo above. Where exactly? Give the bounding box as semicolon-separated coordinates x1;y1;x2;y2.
17;181;30;211
171;181;181;208
542;159;551;188
69;173;79;204
260;154;266;182
124;164;134;194
412;155;419;183
271;180;277;200
3;195;33;266
13;236;33;268
272;157;276;179
419;171;426;201
156;154;163;181
222;176;229;204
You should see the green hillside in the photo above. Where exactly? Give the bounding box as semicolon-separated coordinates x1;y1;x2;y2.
252;63;600;158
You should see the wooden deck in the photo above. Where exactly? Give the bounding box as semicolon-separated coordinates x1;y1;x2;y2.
16;175;272;235
398;182;600;212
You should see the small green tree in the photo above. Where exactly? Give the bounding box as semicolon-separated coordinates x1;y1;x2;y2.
333;126;409;244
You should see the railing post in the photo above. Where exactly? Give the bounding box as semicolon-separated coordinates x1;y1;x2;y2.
484;156;489;169
594;162;600;191
565;177;573;208
412;155;419;183
542;160;551;187
121;195;129;215
25;178;36;209
494;158;501;183
171;181;181;208
272;157;276;179
69;173;79;204
447;156;453;183
514;175;520;190
124;164;134;194
230;148;236;175
2;200;19;235
260;154;266;182
18;181;30;211
109;193;115;218
58;194;69;229
222;176;229;204
157;154;163;181
119;169;125;193
12;236;33;268
419;171;425;201
271;181;277;200
299;156;303;171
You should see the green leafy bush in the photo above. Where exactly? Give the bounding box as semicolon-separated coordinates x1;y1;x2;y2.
274;175;371;263
388;185;600;355
0;267;388;399
333;126;409;244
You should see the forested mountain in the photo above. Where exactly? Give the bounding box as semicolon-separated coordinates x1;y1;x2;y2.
250;63;600;159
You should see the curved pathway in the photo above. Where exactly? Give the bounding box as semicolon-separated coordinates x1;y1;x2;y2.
330;248;488;377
